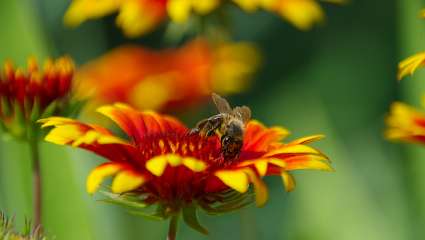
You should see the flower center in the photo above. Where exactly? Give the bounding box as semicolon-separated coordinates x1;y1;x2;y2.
137;133;225;166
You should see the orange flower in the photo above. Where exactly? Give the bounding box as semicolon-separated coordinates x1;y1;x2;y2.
39;102;332;234
386;101;425;144
0;57;77;140
75;39;259;113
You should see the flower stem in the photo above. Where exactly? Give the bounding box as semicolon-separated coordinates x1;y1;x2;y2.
29;139;42;230
167;215;179;240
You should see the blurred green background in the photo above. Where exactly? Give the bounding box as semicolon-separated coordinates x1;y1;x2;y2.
1;0;424;239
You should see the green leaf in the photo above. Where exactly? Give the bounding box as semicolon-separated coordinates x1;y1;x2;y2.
40;101;57;118
199;199;252;216
30;98;40;122
98;191;149;210
0;97;11;117
128;210;165;221
61;98;86;118
182;204;209;235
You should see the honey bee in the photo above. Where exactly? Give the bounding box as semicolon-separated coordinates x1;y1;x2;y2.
190;93;251;160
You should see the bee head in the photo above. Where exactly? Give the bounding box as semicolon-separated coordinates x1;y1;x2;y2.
221;134;243;160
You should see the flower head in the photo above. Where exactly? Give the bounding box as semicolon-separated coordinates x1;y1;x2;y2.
64;0;344;37
386;101;425;144
0;57;78;140
39;101;332;234
75;39;259;113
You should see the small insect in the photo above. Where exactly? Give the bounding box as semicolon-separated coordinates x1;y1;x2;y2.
191;93;251;160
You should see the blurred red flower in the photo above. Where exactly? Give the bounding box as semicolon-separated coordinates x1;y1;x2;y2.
75;39;260;113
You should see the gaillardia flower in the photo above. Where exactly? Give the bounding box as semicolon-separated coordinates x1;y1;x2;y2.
75;38;259;113
39;103;332;235
386;101;425;144
64;0;344;37
0;57;77;140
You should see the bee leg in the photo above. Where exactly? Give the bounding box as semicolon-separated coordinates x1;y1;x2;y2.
190;119;208;135
205;116;223;136
189;128;200;135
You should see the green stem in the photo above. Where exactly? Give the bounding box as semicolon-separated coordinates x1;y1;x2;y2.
167;215;179;240
29;140;42;230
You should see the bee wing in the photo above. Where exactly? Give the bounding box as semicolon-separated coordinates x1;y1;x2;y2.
233;106;251;123
212;93;232;114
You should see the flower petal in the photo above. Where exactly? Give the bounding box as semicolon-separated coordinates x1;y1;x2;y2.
281;171;295;192
385;101;425;143
398;52;425;80
271;0;324;31
39;117;128;146
97;103;187;142
215;170;249;193
39;117;137;163
63;0;120;26
288;134;325;145
263;144;327;159
167;0;192;23
243;168;268;207
116;0;166;37
87;163;122;194
192;0;220;14
146;154;207;176
232;0;260;12
243;120;290;152
285;155;334;171
238;158;287;176
146;155;169;176
182;157;207;172
255;161;268;176
112;171;147;193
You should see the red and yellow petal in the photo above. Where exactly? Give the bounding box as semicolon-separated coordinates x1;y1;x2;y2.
39;117;139;162
39;117;128;146
243;120;290;152
386;101;425;144
111;170;147;193
97;103;187;142
287;134;325;145
242;168;268;207
215;168;268;206
87;163;147;194
237;158;287;176
215;170;249;193
280;171;295;192
263;143;327;159
87;163;122;194
398;52;425;80
284;155;333;171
